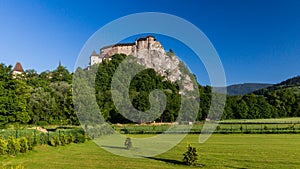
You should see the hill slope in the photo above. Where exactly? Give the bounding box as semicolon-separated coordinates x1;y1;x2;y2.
226;83;272;95
254;76;300;95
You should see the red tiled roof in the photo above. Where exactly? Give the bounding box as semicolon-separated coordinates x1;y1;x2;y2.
13;62;24;72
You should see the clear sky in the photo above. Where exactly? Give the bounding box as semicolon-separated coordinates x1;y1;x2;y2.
0;0;299;85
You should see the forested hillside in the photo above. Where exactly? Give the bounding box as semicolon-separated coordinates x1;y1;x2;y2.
225;83;272;95
254;76;300;95
76;54;209;123
222;76;300;119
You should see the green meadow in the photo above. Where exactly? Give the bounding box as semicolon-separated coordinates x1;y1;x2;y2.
1;134;300;169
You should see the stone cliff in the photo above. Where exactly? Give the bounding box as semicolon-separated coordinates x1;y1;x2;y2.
90;36;196;92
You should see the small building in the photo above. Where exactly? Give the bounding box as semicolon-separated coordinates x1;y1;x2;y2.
12;62;25;78
90;50;102;65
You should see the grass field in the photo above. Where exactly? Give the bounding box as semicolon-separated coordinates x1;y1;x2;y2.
1;134;300;169
220;117;300;123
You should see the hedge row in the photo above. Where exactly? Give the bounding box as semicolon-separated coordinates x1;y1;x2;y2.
0;137;30;156
0;130;88;157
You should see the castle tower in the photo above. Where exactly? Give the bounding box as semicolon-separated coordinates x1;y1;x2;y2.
148;36;155;42
12;62;25;78
90;50;102;65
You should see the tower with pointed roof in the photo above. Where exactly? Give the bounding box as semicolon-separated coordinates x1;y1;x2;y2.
12;62;25;78
90;50;103;65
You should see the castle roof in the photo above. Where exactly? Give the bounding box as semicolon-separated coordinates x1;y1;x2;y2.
13;62;24;72
101;43;135;50
100;35;156;50
91;50;98;56
101;45;114;50
113;43;135;47
137;35;156;41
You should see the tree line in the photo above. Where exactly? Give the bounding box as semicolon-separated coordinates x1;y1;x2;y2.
0;63;78;127
0;54;299;127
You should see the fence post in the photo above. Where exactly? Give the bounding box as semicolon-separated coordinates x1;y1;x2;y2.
34;129;37;144
240;125;243;133
15;130;19;138
48;132;50;143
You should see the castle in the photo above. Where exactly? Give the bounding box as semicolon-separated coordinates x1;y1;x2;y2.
88;35;194;92
90;36;164;65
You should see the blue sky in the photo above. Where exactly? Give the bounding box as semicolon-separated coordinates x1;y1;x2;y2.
0;0;299;85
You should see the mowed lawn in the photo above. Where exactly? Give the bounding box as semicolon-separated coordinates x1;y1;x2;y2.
1;134;300;169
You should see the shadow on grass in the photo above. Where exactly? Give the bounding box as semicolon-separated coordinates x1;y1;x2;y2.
145;157;185;165
101;145;127;149
144;157;206;167
224;165;247;169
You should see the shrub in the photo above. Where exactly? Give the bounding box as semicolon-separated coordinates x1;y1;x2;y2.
183;144;198;166
39;133;49;145
15;164;25;169
66;134;75;144
7;137;21;156
59;133;67;146
19;137;29;153
50;136;61;147
27;137;34;150
74;134;86;143
124;137;132;149
0;138;8;155
0;164;25;169
37;121;48;127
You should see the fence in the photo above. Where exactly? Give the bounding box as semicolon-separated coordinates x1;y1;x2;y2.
114;123;300;134
2;123;299;138
0;128;85;144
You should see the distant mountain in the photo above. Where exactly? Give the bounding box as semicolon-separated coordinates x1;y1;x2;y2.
223;83;273;96
254;76;300;95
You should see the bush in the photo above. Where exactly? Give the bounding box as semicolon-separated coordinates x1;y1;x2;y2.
0;138;8;155
27;137;35;150
59;133;67;146
183;144;198;166
50;136;61;147
0;164;25;169
124;137;132;149
66;134;75;144
74;134;86;143
37;121;48;127
7;137;21;156
19;137;29;153
39;133;49;145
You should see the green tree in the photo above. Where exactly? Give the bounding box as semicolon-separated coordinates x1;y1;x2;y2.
183;144;198;166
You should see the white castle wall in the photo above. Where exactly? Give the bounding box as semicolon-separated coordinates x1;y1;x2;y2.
90;36;161;66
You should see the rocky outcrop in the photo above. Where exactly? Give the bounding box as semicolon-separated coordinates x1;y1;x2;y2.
91;36;196;92
133;42;195;92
